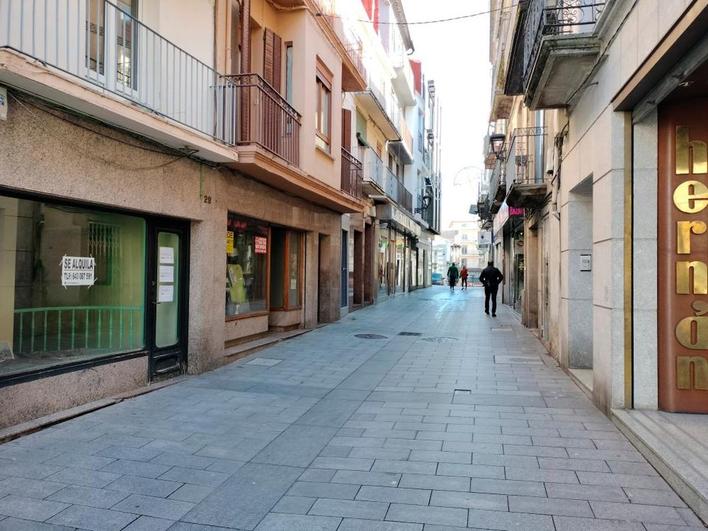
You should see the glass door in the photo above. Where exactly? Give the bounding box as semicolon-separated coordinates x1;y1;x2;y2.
147;221;188;380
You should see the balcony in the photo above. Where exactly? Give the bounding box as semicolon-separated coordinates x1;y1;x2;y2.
310;0;367;91
355;80;400;142
341;148;363;198
504;127;549;209
226;73;301;167
507;0;605;109
0;0;237;162
361;147;412;213
391;49;416;106
389;116;414;165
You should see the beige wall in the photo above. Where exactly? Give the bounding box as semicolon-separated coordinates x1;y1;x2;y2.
0;90;343;424
140;0;216;67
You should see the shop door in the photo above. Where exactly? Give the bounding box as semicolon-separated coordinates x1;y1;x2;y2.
147;222;188;381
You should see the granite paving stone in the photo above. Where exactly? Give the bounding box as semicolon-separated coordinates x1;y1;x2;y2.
271;495;316;514
47;505;137;530
467;508;555;530
385;503;468;527
113;494;195;520
47;485;130;509
356;485;431;505
0;517;76;530
0;287;701;529
0;495;69;522
308;498;389;519
121;515;175;531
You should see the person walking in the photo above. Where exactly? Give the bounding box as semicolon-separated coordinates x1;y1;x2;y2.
479;261;504;316
460;265;469;290
447;262;459;291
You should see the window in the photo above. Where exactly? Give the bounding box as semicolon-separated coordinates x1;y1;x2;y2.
285;43;294;104
315;62;332;152
226;215;268;317
0;195;146;378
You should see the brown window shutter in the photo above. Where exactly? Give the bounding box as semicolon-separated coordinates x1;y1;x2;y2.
272;32;282;94
342;109;352;151
263;28;282;93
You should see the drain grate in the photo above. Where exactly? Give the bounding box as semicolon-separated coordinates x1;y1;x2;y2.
354;333;388;340
398;332;423;336
422;336;459;343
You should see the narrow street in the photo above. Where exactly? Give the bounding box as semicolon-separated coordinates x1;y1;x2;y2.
0;288;703;531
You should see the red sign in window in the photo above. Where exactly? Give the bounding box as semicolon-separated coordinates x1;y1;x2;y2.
255;236;268;254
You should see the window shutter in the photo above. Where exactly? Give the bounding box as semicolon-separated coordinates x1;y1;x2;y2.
263;28;282;93
342;109;352;152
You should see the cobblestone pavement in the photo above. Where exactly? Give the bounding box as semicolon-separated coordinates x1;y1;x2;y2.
0;287;704;530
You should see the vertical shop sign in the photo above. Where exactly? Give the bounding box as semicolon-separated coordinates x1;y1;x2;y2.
658;97;708;412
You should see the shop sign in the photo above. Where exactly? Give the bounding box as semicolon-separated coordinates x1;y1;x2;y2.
658;98;708;413
377;204;421;237
255;236;267;254
493;202;525;238
226;231;234;254
61;256;95;287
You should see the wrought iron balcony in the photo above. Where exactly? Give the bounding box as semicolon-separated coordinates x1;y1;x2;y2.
225;73;301;167
341;148;363;198
504;127;549;209
361;147;412;213
0;0;238;152
506;0;605;109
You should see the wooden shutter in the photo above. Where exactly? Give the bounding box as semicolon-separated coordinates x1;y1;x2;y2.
263;28;282;92
341;109;352;152
228;0;240;75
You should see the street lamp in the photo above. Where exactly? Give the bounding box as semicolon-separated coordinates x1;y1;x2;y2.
489;134;506;160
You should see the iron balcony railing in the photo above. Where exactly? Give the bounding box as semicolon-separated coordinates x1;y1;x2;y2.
226;73;301;166
504;126;547;186
341;147;363;198
523;0;605;84
361;147;412;212
312;0;367;82
0;0;238;145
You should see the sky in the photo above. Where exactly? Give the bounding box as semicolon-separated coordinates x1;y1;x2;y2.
403;0;491;229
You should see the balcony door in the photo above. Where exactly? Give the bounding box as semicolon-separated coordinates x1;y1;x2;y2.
86;0;138;94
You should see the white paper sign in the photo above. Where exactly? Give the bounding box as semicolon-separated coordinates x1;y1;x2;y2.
159;246;174;264
159;265;174;283
158;285;174;303
61;256;96;287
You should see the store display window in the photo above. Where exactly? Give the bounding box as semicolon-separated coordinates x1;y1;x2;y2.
226;214;268;317
0;195;146;377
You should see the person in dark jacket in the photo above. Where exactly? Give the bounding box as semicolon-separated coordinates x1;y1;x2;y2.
479;261;504;316
447;263;459;291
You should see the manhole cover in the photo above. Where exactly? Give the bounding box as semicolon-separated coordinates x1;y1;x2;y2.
354;334;388;340
398;332;422;336
421;336;459;343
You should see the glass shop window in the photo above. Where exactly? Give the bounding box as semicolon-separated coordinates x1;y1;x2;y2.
0;195;146;377
226;214;268;317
